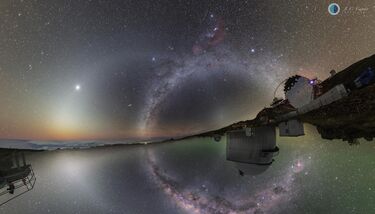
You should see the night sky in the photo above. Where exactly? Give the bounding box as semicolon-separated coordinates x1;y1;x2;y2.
1;1;375;140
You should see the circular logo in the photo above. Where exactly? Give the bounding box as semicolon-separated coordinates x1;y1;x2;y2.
328;3;340;15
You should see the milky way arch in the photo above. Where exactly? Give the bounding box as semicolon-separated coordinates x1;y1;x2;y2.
145;149;309;214
138;46;291;134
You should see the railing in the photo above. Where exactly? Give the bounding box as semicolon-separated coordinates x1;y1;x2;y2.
0;165;36;206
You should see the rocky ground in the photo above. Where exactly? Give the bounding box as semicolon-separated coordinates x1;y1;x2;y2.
300;84;375;143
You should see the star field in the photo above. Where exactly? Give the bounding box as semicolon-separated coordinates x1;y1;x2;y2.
1;0;375;140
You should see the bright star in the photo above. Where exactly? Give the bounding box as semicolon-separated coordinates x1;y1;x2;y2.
297;161;302;167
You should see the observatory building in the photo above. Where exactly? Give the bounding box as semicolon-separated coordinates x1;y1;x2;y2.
284;75;315;108
226;126;279;175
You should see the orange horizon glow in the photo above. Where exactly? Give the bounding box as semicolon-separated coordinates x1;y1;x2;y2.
0;125;202;141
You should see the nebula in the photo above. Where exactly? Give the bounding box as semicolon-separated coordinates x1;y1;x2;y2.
192;14;226;55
